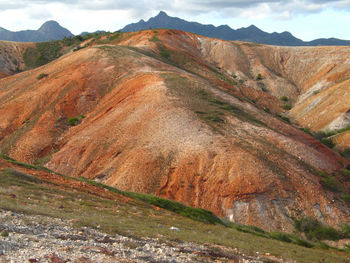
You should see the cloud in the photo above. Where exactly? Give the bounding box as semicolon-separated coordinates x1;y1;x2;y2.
0;0;343;14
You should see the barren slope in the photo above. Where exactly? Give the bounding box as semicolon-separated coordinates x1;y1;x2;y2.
0;30;349;232
118;30;350;148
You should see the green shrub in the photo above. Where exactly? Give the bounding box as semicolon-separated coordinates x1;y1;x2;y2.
294;217;342;241
341;224;350;237
321;176;340;192
280;96;289;102
209;99;225;105
282;104;292;110
109;32;121;41
205;115;224;122
37;73;48;80
294;238;314;248
149;35;160;42
278;115;290;123
320;138;335;148
0;230;9;237
67;115;85;126
318;242;330;250
270;232;292;243
341;194;350;203
314;131;328;140
313;226;341;240
341;169;350;177
256;73;262;80
159;50;170;58
343;148;350;159
301;127;312;135
318;171;327;177
347;163;350;170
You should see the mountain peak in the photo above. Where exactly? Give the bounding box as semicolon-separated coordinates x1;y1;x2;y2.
156;11;169;17
38;20;61;32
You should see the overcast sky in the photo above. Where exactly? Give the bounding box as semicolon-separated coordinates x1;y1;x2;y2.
0;0;349;41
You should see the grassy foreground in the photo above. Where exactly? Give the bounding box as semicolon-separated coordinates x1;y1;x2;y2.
0;156;349;262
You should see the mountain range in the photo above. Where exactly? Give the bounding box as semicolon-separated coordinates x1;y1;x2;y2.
121;11;350;46
1;12;349;46
0;21;73;42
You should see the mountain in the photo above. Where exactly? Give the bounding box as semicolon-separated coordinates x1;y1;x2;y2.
121;11;350;46
0;21;74;42
1;29;349;233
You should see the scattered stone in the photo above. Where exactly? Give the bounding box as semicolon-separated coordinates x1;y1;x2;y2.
48;253;66;263
0;209;263;263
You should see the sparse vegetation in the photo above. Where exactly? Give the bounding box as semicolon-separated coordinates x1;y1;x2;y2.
0;230;9;237
320;138;335;148
294;217;344;241
314;125;350;140
149;35;160;42
280;96;289;102
282;104;292;110
67;115;85;126
204;115;224;122
321;176;340;192
277;115;290;123
342;148;350;159
341;194;350;203
300;127;312;135
341;169;350;177
23;41;61;69
256;73;262;80
37;73;48;80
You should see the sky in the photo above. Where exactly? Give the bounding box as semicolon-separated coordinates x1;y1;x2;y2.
0;0;349;41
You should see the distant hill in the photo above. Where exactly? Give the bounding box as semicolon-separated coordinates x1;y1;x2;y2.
121;11;350;46
80;30;107;36
0;21;74;42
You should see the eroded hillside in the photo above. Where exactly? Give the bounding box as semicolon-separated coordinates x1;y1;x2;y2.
0;30;349;232
0;41;34;77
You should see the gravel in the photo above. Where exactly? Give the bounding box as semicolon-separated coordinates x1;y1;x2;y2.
0;210;264;263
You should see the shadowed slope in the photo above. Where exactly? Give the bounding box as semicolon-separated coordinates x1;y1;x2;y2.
0;41;34;77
